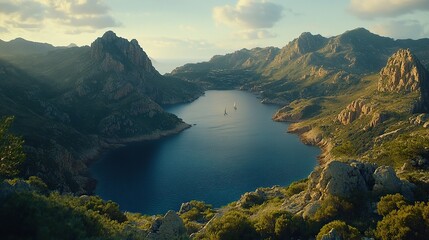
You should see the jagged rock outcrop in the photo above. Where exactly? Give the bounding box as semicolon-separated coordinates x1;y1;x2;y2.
378;49;427;93
91;31;157;74
378;49;429;112
369;112;389;128
337;99;373;125
146;210;188;240
409;113;429;127
283;160;414;218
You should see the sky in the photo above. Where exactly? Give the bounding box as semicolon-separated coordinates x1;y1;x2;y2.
0;0;429;67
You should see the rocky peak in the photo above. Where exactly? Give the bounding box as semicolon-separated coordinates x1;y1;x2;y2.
378;49;429;93
378;49;429;112
272;32;327;65
337;99;373;125
90;30;157;74
293;32;327;55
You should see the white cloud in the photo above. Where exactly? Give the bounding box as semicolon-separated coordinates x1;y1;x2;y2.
238;29;277;40
350;0;429;19
0;0;119;34
371;20;428;39
213;0;283;39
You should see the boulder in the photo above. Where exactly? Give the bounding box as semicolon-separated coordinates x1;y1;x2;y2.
146;210;188;240
314;161;375;199
372;166;402;194
283;160;415;217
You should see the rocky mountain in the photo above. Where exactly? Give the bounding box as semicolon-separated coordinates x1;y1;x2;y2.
0;31;202;193
378;49;429;112
171;28;429;104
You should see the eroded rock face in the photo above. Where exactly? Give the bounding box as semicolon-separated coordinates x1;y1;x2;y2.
378;49;429;112
369;112;389;128
283;160;414;218
311;161;376;199
337;99;373;125
147;210;188;240
378;49;427;93
91;31;157;74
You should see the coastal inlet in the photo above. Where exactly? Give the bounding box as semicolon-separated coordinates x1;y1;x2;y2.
90;90;320;215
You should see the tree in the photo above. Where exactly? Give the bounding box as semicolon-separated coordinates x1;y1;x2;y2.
0;116;25;178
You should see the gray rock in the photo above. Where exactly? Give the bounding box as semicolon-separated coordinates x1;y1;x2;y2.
317;161;369;198
237;189;266;208
147;210;188;240
372;166;402;194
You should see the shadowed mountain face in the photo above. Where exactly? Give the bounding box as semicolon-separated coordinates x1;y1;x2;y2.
0;31;202;193
170;28;429;104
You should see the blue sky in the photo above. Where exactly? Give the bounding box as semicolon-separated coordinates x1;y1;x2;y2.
0;0;428;63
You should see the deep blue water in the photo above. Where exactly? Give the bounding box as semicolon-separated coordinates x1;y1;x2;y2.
90;90;319;215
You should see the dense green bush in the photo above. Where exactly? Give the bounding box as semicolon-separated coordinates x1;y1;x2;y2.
316;220;361;240
284;179;308;197
202;210;258;240
376;202;429;240
179;200;215;235
254;209;308;240
312;196;354;222
377;193;408;217
0;191;132;239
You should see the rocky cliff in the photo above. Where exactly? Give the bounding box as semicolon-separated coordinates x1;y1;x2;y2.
337;99;373;125
284;160;413;218
378;49;429;112
91;31;158;75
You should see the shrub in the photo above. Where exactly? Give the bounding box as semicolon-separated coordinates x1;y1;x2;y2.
316;220;361;240
204;210;258;240
377;193;408;217
376;202;429;240
255;209;307;240
312;196;354;222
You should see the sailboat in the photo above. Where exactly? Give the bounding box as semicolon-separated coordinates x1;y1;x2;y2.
224;107;228;116
234;102;237;110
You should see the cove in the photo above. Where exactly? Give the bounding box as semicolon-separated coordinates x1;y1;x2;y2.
90;90;320;215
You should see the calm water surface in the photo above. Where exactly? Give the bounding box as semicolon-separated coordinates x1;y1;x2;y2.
91;90;319;214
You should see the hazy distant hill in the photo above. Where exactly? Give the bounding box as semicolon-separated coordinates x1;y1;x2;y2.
0;31;202;192
0;38;58;57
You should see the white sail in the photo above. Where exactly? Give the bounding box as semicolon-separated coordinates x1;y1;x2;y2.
234;102;237;110
224;107;228;115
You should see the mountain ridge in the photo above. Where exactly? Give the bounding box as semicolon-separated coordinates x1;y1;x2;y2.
0;31;202;192
171;28;429;106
